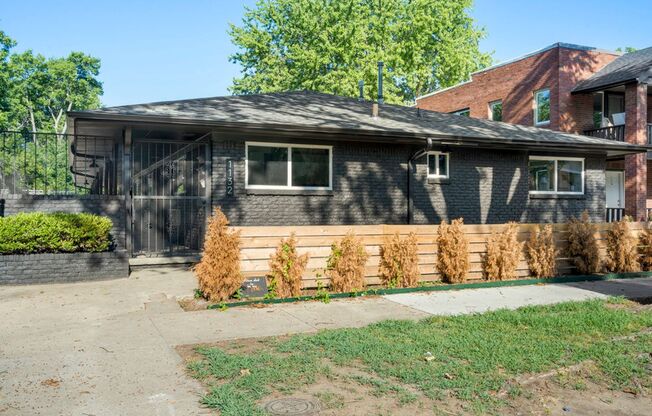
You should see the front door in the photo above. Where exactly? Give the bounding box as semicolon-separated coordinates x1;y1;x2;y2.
606;170;624;208
131;139;209;257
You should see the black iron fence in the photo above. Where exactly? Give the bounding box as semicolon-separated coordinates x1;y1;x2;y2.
584;125;625;141
0;130;122;196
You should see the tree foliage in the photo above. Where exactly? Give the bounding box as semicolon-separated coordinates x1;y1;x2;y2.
228;0;491;104
0;30;103;133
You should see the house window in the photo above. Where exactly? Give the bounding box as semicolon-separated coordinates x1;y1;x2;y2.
489;100;502;121
528;156;584;195
452;108;470;117
534;89;550;125
427;152;449;178
245;142;332;190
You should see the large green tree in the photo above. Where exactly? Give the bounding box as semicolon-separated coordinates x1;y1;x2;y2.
0;30;103;194
229;0;491;104
0;30;103;134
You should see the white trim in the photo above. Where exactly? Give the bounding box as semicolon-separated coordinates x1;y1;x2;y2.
488;100;503;121
245;141;333;190
534;89;551;126
528;156;584;195
427;152;450;179
452;108;470;116
415;80;473;100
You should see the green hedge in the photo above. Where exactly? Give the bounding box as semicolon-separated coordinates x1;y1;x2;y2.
0;212;113;254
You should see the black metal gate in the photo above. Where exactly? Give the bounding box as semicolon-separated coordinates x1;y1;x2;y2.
131;138;209;257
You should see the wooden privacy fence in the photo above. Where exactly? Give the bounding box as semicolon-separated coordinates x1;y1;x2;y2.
232;222;648;289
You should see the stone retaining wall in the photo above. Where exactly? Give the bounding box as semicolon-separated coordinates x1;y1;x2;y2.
0;250;129;285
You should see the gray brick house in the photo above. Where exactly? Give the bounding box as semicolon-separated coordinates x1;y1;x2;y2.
61;91;646;259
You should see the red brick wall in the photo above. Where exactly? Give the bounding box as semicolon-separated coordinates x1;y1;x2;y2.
416;45;620;134
559;48;621;133
624;83;648;221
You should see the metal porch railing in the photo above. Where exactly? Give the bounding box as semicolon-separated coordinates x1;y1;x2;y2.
584;125;625;141
0;130;122;196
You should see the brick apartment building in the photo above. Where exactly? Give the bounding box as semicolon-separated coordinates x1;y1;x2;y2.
416;43;652;221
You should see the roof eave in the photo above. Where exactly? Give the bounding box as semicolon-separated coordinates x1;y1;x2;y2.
68;111;647;156
571;77;638;94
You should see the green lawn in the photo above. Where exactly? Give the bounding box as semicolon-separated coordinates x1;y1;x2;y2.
187;298;652;415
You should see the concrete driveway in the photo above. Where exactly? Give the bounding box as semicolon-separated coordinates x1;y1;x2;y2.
1;268;651;416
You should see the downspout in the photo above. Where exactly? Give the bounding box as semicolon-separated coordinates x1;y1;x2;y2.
407;137;433;224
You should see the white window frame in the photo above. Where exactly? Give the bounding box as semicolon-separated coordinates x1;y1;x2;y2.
533;88;551;126
528;156;584;195
452;108;470;116
245;141;333;190
427;152;450;179
488;100;502;121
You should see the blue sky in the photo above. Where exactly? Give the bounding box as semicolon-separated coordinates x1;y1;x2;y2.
2;0;650;106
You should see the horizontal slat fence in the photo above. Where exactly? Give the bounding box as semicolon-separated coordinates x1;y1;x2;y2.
232;222;647;289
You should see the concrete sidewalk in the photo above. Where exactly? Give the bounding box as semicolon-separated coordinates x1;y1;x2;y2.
1;269;651;416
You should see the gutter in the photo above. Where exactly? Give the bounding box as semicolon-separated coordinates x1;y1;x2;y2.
68;112;649;157
407;138;433;224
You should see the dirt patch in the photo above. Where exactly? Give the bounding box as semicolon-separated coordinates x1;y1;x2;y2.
40;378;61;388
509;374;652;416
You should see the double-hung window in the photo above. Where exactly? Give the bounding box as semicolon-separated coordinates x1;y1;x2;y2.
534;89;550;125
427;152;449;179
528;156;584;195
245;142;332;190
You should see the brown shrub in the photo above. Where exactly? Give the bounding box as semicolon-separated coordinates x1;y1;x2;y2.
267;233;309;298
378;232;420;288
483;222;524;281
526;224;557;278
436;218;470;283
566;211;601;274
194;207;243;301
327;232;369;293
605;217;640;273
639;226;652;271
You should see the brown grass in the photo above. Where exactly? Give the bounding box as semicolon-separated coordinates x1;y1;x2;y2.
326;232;369;293
605;217;640;273
567;211;601;274
267;233;309;298
436;218;470;283
483;222;524;281
194;207;243;301
378;232;420;288
638;225;652;271
526;224;558;278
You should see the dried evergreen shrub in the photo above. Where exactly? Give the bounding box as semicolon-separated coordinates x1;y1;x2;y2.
639;225;652;271
267;233;310;298
326;232;369;293
436;218;470;283
566;211;601;274
483;222;524;281
526;224;557;278
378;233;420;288
194;207;243;301
605;217;640;273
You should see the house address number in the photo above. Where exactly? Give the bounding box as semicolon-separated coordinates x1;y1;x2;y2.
226;159;234;196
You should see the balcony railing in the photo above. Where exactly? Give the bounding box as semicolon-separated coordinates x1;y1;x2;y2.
584;125;625;141
584;124;652;144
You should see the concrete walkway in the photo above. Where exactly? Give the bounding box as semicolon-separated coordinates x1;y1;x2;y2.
1;269;652;416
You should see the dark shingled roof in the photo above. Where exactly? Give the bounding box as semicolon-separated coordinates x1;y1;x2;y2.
69;91;647;155
573;47;652;93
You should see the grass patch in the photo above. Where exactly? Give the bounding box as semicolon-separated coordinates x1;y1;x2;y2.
189;298;652;415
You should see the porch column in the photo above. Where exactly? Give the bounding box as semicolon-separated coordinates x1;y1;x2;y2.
624;82;648;221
